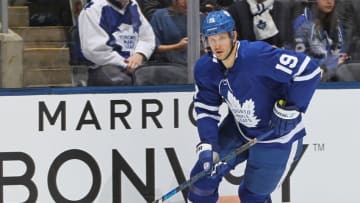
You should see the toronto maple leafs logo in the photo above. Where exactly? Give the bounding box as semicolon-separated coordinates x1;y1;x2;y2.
113;24;138;51
226;91;260;128
257;20;267;30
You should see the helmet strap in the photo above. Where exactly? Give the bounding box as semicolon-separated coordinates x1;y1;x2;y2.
221;32;236;61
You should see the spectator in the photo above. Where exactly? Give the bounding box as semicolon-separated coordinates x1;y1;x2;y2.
78;0;156;86
227;0;293;48
335;0;354;53
334;0;360;81
150;0;205;66
200;0;221;15
336;0;360;61
217;0;235;8
140;0;222;21
140;0;170;20
349;0;360;61
292;0;354;82
28;0;72;26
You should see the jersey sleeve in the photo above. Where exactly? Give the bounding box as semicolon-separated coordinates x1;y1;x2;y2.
250;41;321;112
193;60;223;151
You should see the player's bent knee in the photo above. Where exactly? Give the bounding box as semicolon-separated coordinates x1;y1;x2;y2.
238;183;272;203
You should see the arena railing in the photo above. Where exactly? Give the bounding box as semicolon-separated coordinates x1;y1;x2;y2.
0;0;8;33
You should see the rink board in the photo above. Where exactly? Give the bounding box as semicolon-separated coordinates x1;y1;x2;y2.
0;84;359;202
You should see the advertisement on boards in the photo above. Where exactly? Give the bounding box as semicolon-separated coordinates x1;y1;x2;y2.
0;88;359;203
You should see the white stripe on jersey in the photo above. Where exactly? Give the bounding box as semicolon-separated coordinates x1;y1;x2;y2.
276;139;299;190
294;66;322;81
194;102;220;112
294;56;311;77
196;113;221;121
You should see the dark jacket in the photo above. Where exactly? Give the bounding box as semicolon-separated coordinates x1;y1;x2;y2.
227;0;293;48
140;0;170;20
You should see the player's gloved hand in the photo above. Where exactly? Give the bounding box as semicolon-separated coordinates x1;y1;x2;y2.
270;100;301;136
196;143;219;174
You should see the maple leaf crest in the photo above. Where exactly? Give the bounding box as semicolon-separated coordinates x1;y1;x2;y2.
226;91;260;128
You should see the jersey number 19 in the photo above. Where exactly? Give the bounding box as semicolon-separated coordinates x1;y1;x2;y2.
275;54;298;75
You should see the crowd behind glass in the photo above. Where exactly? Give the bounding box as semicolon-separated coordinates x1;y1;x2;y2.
10;0;360;87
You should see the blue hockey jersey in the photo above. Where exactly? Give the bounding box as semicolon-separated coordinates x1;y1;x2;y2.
193;40;321;149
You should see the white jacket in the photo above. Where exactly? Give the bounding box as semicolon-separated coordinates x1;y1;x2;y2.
78;0;155;68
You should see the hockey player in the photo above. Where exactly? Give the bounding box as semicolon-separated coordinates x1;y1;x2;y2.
188;10;321;203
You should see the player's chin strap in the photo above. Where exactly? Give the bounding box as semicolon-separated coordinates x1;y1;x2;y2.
221;41;236;61
221;40;236;61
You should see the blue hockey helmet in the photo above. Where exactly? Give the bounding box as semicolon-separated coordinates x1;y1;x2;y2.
202;10;235;38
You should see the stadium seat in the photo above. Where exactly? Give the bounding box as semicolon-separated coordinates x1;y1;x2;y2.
132;62;188;85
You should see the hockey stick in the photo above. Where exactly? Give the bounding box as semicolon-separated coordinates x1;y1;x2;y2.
152;130;274;203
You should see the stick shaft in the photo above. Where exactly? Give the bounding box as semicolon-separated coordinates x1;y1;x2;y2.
152;130;274;203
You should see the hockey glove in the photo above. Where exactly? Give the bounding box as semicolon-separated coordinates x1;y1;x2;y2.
211;161;230;178
270;100;301;136
196;143;219;174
